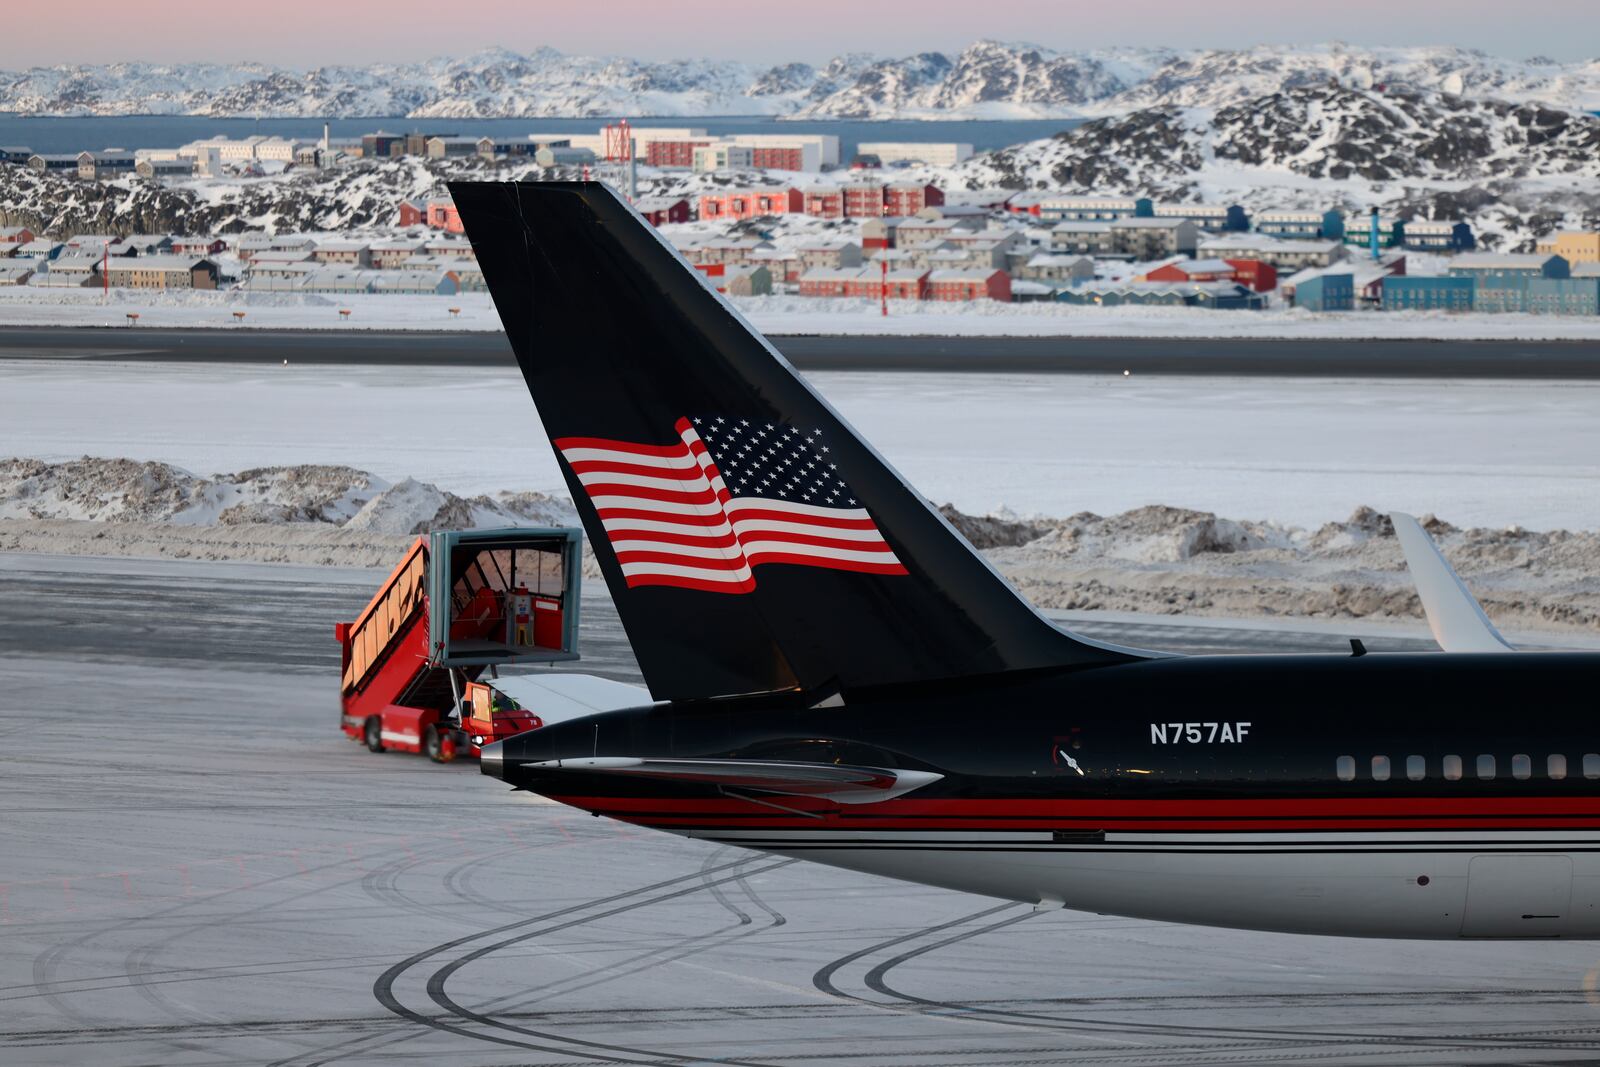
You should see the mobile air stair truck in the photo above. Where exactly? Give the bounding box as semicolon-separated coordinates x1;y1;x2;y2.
336;527;583;762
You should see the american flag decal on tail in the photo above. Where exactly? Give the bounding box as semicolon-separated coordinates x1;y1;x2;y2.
555;416;907;593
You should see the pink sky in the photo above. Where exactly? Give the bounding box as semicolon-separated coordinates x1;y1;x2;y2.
6;0;1597;68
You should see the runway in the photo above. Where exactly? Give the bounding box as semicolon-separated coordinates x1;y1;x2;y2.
7;552;1600;1065
3;324;1600;376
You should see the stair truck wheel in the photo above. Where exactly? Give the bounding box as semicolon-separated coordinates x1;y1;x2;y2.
364;715;385;753
424;724;454;763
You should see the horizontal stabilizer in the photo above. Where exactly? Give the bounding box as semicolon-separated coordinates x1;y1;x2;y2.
486;674;656;728
521;757;942;805
1391;512;1514;653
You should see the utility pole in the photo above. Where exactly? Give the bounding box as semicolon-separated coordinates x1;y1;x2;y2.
880;257;888;317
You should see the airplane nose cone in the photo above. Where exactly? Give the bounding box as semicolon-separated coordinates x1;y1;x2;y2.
479;740;505;780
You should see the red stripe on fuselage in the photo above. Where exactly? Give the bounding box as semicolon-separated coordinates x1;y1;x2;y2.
537;793;1600;833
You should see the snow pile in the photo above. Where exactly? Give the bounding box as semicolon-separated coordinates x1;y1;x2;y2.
0;457;1594;636
968;503;1600;634
0;458;574;534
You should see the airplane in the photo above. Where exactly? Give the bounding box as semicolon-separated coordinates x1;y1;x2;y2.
450;180;1600;940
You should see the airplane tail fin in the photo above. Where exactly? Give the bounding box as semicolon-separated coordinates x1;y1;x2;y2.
450;181;1141;702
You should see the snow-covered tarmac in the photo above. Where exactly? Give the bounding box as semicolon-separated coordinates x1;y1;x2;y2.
7;552;1600;1066
4;358;1597;529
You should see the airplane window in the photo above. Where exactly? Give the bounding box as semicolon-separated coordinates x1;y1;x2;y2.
1406;755;1425;781
1336;756;1355;782
1443;755;1462;781
1585;754;1600;779
1371;755;1391;782
1549;754;1568;780
1512;754;1531;780
1477;754;1496;780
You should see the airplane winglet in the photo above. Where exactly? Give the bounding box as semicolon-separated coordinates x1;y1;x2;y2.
1389;512;1514;653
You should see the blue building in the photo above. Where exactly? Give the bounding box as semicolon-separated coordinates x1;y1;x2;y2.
1453;254;1571;312
1293;273;1354;311
1383;275;1474;311
1401;219;1476;252
1449;253;1569;284
1524;277;1600;315
1256;210;1344;240
1059;281;1265;310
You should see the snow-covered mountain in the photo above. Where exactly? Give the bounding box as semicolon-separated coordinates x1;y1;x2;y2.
3;41;1598;119
951;83;1600;249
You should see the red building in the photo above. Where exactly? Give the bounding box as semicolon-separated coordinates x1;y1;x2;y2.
1143;257;1279;293
425;199;464;234
634;195;691;226
698;188;802;222
884;182;943;217
170;236;227;256
748;146;804;170
396;200;426;227
1223;258;1278;293
797;268;860;298
802;188;845;219
844;267;928;300
1142;258;1238;285
0;225;36;248
645;139;713;168
926;268;1011;302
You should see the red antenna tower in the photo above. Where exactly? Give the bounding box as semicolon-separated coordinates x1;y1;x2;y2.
602;119;632;163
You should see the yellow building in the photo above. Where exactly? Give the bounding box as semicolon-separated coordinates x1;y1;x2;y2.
1535;231;1600;264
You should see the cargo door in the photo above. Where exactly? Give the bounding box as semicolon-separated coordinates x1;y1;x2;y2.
1461;855;1571;938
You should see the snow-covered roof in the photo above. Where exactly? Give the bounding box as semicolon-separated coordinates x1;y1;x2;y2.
249;250;315;265
1201;235;1341;252
797;239;858;252
372;272;452;291
799;267;868;282
928;268;1004;281
1571;262;1600;278
104;255;212;271
48;255;101;272
1079;280;1249;296
1111;217;1192;230
1051;221;1113;233
633;195;687;211
1026;253;1092;267
316;240;372;253
1165;258;1237;273
1448;252;1562;270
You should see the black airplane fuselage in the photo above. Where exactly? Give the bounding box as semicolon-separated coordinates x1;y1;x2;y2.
489;651;1600;938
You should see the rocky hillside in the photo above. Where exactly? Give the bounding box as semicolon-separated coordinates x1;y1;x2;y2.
2;82;1596;248
3;42;1598;119
0;154;545;237
953;84;1600;249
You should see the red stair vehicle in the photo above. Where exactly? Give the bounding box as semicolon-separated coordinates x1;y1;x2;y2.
336;528;583;762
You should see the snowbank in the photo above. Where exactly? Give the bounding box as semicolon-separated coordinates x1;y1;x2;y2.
2;457;1596;637
0;458;575;532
